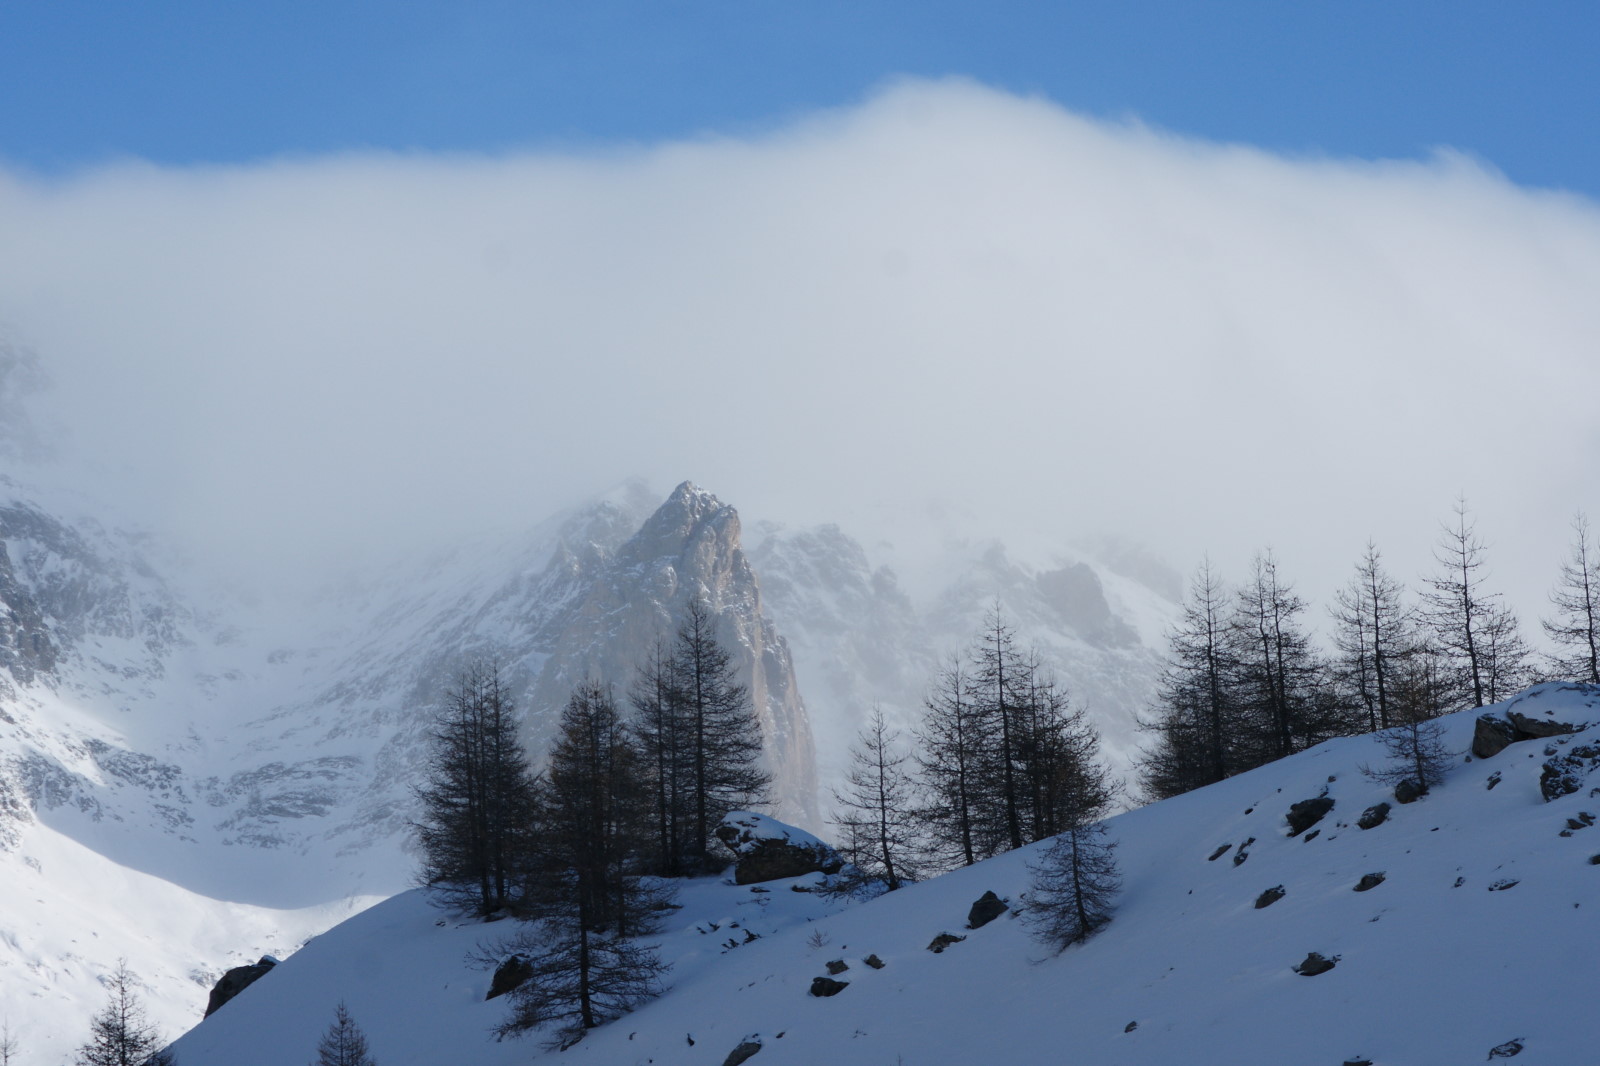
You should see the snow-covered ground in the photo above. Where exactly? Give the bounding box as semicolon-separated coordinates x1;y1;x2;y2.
169;683;1600;1066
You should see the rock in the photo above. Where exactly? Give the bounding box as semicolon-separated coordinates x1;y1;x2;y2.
1487;772;1503;790
723;1041;763;1066
716;811;843;885
863;954;885;969
1208;844;1231;861
1292;951;1337;976
825;959;849;975
1589;854;1600;865
967;891;1009;929
1233;837;1256;866
1353;872;1386;892
1254;885;1286;909
1488;879;1519;891
808;976;849;997
1343;1060;1374;1066
1394;778;1425;804
1473;715;1519;758
1357;802;1391;829
487;954;534;1000
1540;744;1600;802
203;955;278;1017
927;932;966;953
1286;797;1334;836
1124;1021;1138;1033
1508;711;1579;739
1487;1038;1524;1058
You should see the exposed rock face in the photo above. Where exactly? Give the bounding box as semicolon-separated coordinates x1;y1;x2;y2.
967;891;1009;929
1357;803;1391;830
204;956;278;1017
487;955;533;1000
808;976;848;997
1541;743;1600;802
1473;715;1520;759
1286;797;1334;836
1507;711;1579;739
715;811;842;885
723;1041;764;1066
530;483;818;825
1293;952;1337;976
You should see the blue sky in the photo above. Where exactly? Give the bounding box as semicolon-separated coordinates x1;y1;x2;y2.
3;2;1597;196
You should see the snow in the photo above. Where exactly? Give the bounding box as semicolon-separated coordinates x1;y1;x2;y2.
167;684;1600;1065
718;811;831;855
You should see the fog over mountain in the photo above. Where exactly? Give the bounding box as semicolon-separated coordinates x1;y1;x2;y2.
1;78;1596;620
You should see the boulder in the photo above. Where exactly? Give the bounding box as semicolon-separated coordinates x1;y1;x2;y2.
1487;1038;1525;1058
863;954;885;969
716;812;843;885
927;932;966;954
1507;711;1579;739
1357;802;1391;830
1293;951;1337;976
825;959;849;975
1254;885;1286;909
1286;797;1334;836
808;976;849;997
723;1041;763;1066
967;891;1009;929
203;956;278;1017
487;954;533;1000
1353;872;1386;892
1472;715;1519;758
1394;778;1425;804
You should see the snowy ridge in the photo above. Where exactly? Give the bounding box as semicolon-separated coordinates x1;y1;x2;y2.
171;683;1600;1065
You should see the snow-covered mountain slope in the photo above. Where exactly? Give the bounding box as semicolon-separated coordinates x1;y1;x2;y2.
170;683;1600;1065
0;478;820;1062
749;522;1174;791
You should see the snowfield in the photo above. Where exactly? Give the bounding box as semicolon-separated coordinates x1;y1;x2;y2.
169;683;1600;1065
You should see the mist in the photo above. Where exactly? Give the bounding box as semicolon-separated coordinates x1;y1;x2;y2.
1;78;1596;621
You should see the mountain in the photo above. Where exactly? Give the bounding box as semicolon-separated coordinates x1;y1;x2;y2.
0;476;1174;1062
168;682;1600;1065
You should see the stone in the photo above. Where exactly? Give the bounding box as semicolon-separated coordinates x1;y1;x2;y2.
716;812;844;885
1353;872;1386;892
723;1041;763;1066
1286;797;1334;836
1254;885;1286;909
927;932;966;953
1487;1038;1525;1058
967;890;1009;929
204;955;278;1017
1207;844;1231;861
808;976;849;997
1508;711;1579;739
863;954;885;969
1124;1021;1138;1033
1472;715;1519;758
486;954;534;1000
1357;802;1391;830
825;959;849;975
1292;951;1337;976
1540;744;1600;802
1394;778;1425;804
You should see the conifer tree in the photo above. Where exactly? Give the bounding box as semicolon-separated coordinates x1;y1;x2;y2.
75;961;175;1066
672;599;770;872
831;706;922;893
629;642;693;876
312;1002;376;1066
1422;499;1531;707
1330;542;1416;732
413;662;540;915
915;656;986;867
1543;513;1600;684
493;683;669;1047
1138;560;1241;799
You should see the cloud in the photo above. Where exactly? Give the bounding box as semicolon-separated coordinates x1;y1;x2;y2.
0;78;1596;616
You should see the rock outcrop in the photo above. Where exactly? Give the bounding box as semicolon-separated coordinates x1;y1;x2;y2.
715;811;841;885
966;891;1008;929
203;955;278;1017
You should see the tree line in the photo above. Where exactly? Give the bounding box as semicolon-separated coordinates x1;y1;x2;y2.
413;599;769;1047
1141;500;1600;800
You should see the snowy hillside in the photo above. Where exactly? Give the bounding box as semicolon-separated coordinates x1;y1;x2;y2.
169;683;1600;1065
